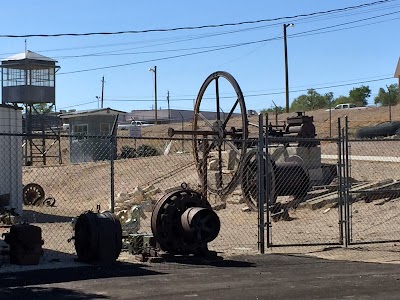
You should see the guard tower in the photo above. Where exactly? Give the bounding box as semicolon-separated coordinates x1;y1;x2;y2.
1;50;61;165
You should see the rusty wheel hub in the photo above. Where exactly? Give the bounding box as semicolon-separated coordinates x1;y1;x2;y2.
151;189;220;255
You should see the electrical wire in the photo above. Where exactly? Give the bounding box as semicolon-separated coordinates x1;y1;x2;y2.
57;74;395;110
0;1;391;59
100;76;394;103
56;10;399;75
0;0;393;38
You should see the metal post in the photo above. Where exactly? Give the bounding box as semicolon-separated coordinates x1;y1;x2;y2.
329;97;332;138
149;66;158;124
341;126;348;247
201;136;208;200
178;112;184;153
337;118;344;245
109;114;119;213
386;85;392;122
344;116;351;246
283;24;290;113
167;90;171;121
258;113;265;253
101;76;105;109
265;113;271;248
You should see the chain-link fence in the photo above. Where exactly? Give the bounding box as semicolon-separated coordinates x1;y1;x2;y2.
0;131;261;262
263;135;343;247
1;116;400;263
345;137;400;245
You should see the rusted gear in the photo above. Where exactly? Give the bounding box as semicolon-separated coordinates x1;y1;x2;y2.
151;189;220;255
23;183;45;205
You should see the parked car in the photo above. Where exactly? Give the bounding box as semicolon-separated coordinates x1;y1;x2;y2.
117;120;152;130
326;103;367;111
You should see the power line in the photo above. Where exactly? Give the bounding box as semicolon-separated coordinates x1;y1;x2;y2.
171;74;394;97
0;1;393;58
58;75;395;110
0;0;393;38
245;77;394;97
38;9;398;61
58;100;98;110
56;10;399;75
101;76;394;103
290;10;400;38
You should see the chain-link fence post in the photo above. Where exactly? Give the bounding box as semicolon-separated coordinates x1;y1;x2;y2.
265;113;271;249
339;116;351;247
337;118;344;245
257;113;265;254
109;115;119;213
344;116;351;246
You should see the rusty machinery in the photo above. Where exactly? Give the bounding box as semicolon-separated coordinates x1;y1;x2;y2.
151;186;220;256
167;71;336;212
146;72;244;256
147;71;335;257
22;183;56;207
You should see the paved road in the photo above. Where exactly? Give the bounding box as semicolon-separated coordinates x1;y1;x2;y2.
0;254;399;299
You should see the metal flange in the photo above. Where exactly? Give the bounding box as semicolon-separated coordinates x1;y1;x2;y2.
151;189;220;255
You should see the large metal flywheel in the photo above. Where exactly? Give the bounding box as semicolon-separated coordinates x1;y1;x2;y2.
192;71;249;196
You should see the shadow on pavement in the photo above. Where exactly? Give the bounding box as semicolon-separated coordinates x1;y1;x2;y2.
0;262;163;288
1;286;110;300
146;252;256;268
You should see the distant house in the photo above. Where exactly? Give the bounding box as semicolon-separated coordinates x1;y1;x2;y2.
60;108;125;163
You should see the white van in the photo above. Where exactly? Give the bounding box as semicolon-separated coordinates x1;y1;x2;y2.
334;103;356;109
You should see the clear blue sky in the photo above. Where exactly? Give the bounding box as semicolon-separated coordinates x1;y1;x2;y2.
0;0;398;114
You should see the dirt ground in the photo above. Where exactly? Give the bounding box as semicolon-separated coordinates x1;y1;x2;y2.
1;104;400;271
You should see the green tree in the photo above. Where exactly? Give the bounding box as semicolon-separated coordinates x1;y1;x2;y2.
260;105;285;114
290;89;333;111
348;85;371;107
374;84;399;106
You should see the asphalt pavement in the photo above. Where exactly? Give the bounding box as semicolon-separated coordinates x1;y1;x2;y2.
0;254;399;299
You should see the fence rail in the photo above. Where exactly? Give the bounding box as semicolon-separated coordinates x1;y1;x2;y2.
0;117;399;262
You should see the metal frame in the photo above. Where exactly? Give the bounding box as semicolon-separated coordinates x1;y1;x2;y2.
342;117;400;246
264;116;344;248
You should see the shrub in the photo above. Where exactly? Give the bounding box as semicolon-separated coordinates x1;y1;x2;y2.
120;144;159;159
136;144;159;157
120;146;136;158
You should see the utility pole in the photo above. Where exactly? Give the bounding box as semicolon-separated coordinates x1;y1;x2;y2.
149;66;158;124
283;23;294;113
101;76;105;109
386;85;392;122
167;90;171;121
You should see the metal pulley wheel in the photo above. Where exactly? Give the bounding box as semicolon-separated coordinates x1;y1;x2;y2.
151;189;220;255
241;149;276;211
241;150;311;211
192;71;249;196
